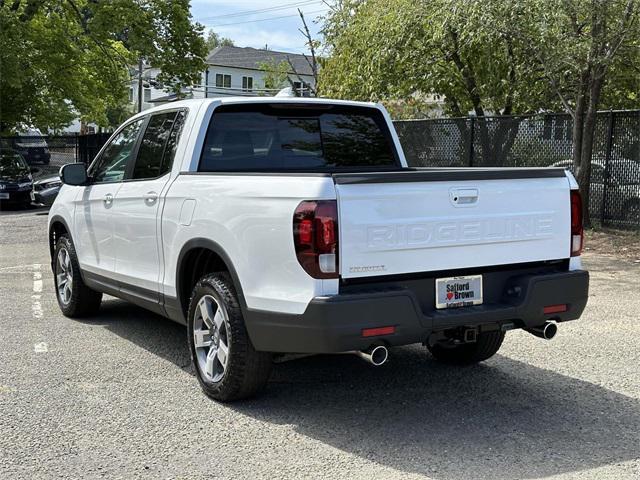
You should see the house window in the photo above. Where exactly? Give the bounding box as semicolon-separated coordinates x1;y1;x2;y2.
293;81;309;96
143;88;151;102
128;87;134;102
216;74;231;89
242;76;253;91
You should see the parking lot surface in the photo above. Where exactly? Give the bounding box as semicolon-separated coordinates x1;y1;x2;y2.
0;210;639;479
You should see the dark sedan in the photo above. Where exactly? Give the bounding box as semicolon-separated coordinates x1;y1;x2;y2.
33;175;63;206
0;149;36;209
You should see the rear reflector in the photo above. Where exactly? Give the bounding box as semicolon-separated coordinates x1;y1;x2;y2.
362;326;396;337
570;190;584;256
543;304;567;314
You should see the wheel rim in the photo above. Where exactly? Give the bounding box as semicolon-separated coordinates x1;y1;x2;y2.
56;247;73;305
193;294;229;383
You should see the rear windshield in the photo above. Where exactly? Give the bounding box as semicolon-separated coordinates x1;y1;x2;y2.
198;104;399;172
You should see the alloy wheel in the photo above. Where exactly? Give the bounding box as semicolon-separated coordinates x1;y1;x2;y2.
193;294;229;383
56;247;73;305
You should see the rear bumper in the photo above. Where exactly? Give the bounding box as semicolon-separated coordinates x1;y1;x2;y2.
245;269;589;353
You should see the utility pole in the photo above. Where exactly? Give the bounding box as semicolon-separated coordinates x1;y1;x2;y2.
137;57;143;113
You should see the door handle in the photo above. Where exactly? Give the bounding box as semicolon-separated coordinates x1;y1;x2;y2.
103;193;113;206
450;188;479;206
143;191;159;205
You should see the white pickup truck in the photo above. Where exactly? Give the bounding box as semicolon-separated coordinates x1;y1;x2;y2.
49;97;589;401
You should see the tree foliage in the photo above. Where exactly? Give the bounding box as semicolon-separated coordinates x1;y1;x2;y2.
204;30;235;52
0;0;207;132
258;60;291;91
510;0;639;225
320;0;639;225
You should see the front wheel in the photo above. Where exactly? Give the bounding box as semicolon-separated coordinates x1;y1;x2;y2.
187;273;272;402
54;235;102;317
427;330;505;365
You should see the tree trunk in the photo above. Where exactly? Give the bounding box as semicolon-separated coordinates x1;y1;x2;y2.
575;71;604;228
571;69;590;225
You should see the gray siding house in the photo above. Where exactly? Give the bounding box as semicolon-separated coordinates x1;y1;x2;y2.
200;46;316;98
129;46;316;111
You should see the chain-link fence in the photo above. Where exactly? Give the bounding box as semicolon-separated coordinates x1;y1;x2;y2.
2;116;639;229
0;133;112;180
394;110;640;230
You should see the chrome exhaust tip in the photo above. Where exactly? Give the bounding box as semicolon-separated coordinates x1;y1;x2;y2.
526;321;558;340
355;345;389;366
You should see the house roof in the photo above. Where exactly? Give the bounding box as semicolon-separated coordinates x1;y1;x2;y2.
206;46;314;77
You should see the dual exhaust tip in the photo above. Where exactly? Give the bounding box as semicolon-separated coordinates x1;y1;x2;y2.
351;321;557;366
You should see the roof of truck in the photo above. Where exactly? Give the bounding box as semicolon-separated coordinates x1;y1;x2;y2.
129;96;380;121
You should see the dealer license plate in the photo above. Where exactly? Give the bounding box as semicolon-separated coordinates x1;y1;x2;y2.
0;193;9;200
435;275;483;309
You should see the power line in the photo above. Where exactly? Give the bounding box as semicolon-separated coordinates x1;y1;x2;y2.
202;8;328;28
196;0;321;22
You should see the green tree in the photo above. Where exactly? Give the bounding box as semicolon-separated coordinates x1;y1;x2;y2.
0;0;207;132
320;0;640;226
510;0;639;226
204;30;235;51
320;0;545;166
258;60;291;92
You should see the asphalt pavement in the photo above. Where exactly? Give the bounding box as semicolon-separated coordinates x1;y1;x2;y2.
0;209;639;479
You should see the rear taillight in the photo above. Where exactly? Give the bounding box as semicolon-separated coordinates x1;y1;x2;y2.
293;200;339;279
570;190;584;256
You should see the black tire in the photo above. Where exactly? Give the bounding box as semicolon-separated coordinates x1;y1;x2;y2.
187;273;272;402
53;235;102;317
427;330;505;365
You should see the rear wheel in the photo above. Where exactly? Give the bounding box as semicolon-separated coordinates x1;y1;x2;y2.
54;235;102;317
427;330;505;365
187;273;272;402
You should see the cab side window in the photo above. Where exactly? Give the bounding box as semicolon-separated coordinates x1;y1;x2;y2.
89;119;144;183
132;110;186;180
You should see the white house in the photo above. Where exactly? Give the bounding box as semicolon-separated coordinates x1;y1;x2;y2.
198;45;315;99
129;46;316;111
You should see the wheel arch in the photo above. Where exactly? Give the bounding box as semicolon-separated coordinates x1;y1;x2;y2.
175;238;248;320
48;215;72;272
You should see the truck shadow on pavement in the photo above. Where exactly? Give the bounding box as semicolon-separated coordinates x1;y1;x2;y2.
97;299;640;480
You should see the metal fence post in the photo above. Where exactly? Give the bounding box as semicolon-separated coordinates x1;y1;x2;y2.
468;117;475;167
601;110;615;226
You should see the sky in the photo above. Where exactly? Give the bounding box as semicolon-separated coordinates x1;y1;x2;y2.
190;0;332;55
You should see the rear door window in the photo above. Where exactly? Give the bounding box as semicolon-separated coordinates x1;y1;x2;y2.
198;104;399;172
132;110;186;180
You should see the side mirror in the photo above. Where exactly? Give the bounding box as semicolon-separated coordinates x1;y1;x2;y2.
60;163;88;186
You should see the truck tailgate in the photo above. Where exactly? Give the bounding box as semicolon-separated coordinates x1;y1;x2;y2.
334;168;571;279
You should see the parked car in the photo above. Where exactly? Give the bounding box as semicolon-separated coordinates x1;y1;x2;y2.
33;175;63;206
552;159;640;223
0;149;35;208
11;128;51;165
48;98;589;401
